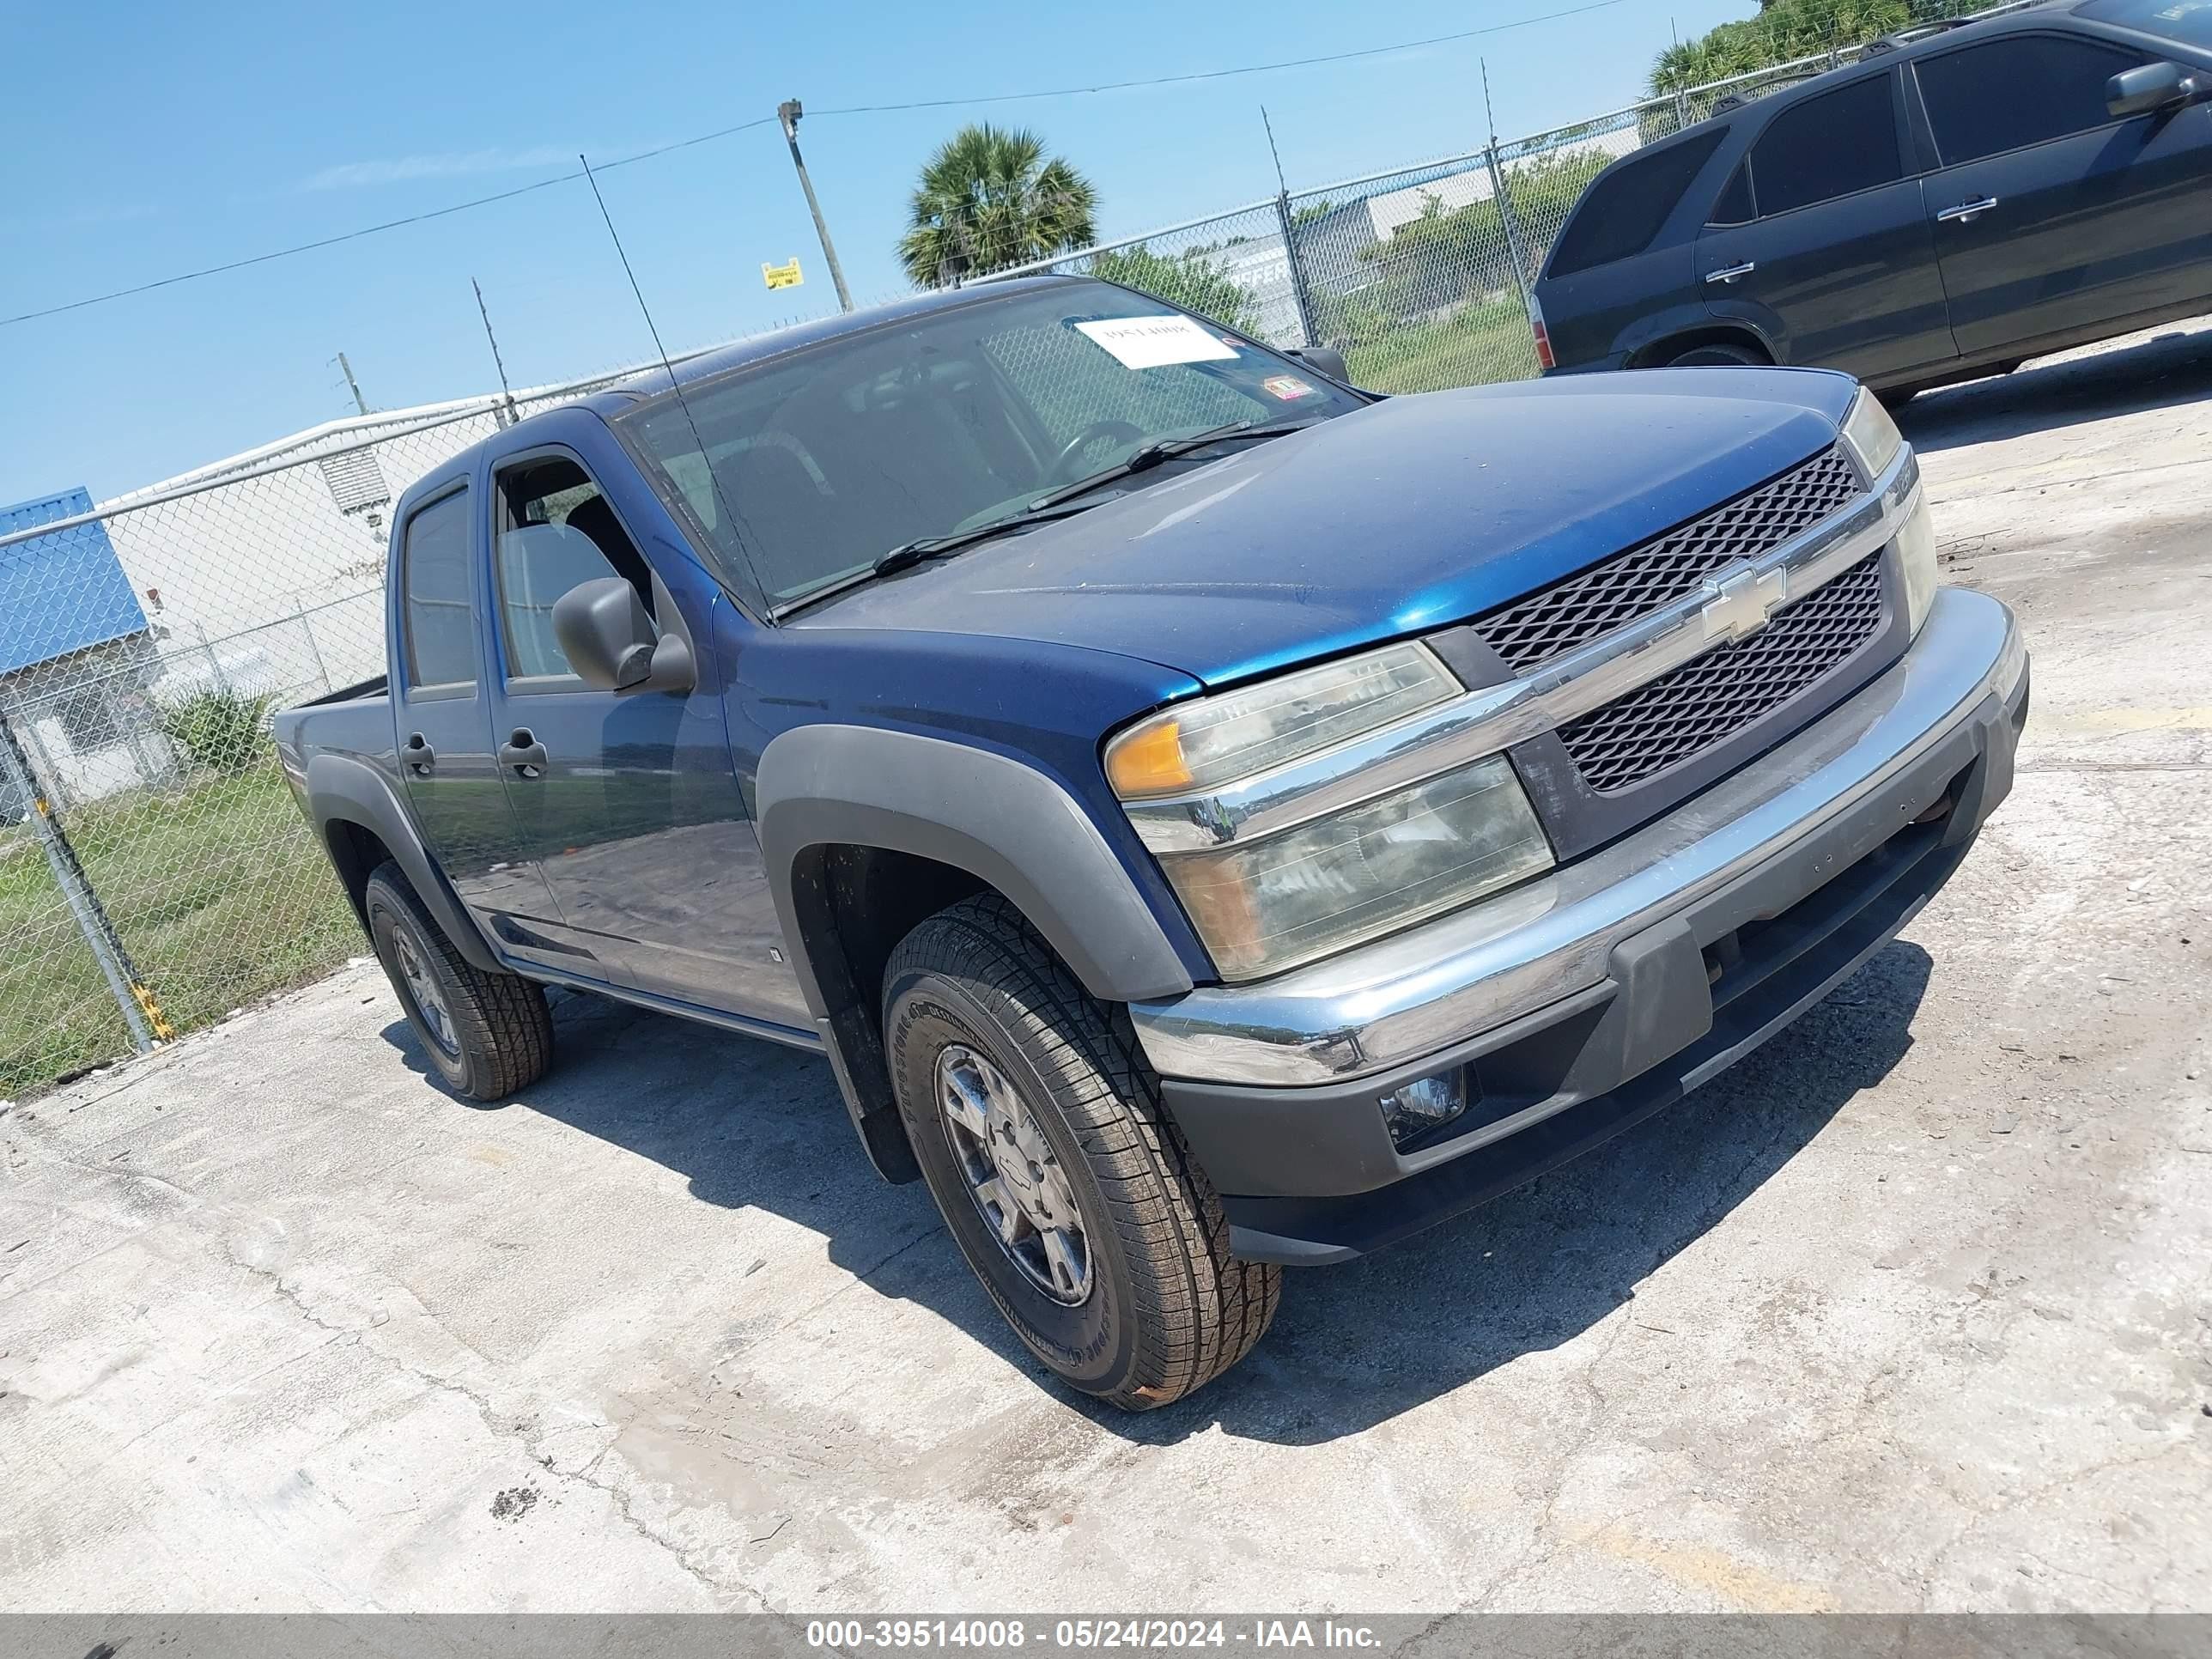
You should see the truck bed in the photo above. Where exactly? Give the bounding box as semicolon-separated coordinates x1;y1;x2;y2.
273;678;392;766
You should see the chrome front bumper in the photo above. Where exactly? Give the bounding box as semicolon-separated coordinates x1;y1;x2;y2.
1131;586;2027;1088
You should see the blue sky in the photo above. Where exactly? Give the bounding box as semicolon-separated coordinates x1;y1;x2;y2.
0;0;1748;503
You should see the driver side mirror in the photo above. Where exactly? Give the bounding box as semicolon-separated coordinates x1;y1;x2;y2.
1286;344;1351;384
550;577;695;695
2107;60;2202;118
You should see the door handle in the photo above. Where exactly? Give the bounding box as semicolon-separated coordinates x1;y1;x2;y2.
403;733;435;775
499;729;550;779
1705;261;1756;284
1936;197;1998;223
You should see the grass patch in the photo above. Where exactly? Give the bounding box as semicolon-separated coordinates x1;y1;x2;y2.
1346;297;1540;395
0;763;361;1098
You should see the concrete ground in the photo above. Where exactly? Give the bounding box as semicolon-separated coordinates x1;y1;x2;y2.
4;322;2209;1615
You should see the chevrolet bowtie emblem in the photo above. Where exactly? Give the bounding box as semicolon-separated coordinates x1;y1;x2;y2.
1700;563;1788;647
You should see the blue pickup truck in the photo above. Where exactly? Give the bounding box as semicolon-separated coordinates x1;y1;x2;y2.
276;276;2028;1408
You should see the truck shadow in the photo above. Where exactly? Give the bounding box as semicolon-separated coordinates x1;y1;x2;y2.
380;940;1931;1447
1897;318;2212;455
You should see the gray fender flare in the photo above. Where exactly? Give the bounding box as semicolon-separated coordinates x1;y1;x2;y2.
756;726;1195;1177
305;752;504;974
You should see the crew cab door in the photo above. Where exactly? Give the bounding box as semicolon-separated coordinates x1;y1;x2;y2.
479;441;808;1029
391;480;568;941
1698;67;1960;381
1910;30;2212;358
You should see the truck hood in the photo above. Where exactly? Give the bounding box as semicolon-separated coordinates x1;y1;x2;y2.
787;367;1856;688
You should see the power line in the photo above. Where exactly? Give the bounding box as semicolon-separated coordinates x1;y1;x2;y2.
2;0;1638;331
1;118;781;330
804;0;1636;115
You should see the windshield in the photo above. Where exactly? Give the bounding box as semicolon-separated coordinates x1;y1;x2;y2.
2077;0;2212;46
616;283;1364;611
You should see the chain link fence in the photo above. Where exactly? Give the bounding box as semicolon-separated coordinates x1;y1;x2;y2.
0;0;2036;1097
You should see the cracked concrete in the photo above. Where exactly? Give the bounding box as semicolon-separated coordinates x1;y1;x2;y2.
3;320;2209;1613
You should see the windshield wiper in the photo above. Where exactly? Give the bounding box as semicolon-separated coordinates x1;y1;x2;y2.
871;495;1115;578
770;419;1317;620
770;495;1116;619
1024;418;1321;511
867;418;1312;578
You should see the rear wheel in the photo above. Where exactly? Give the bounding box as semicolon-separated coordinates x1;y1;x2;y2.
364;861;553;1101
883;895;1279;1409
1666;341;1767;368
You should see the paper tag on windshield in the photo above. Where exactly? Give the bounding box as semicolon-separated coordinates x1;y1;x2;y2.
1074;315;1239;369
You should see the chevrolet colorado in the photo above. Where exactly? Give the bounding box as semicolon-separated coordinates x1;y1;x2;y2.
276;276;2029;1407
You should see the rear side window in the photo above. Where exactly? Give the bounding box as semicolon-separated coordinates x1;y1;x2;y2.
1750;74;1902;216
1915;36;2148;165
1546;130;1726;277
402;489;477;690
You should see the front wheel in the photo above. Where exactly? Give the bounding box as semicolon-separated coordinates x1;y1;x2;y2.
365;861;553;1101
883;896;1279;1409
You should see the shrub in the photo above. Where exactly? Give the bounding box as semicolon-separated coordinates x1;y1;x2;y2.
158;688;276;775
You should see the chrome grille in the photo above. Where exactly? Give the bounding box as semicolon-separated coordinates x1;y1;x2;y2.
1472;447;1863;672
1557;550;1887;794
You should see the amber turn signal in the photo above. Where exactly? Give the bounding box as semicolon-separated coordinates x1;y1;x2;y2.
1104;718;1193;798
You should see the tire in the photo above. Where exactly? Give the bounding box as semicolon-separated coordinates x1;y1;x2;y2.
364;860;553;1101
883;895;1279;1410
1666;342;1767;368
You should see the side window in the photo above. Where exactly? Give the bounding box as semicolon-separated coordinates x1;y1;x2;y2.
493;456;652;682
1545;129;1726;277
401;489;477;690
1708;161;1755;227
1915;36;2147;166
1750;74;1903;216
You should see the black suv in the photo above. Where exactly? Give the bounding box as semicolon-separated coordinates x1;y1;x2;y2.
1532;0;2212;399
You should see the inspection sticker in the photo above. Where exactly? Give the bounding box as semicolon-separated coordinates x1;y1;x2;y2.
1261;374;1317;400
1074;315;1240;369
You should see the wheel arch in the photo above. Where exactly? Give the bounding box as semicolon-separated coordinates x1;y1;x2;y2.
305;752;504;974
1631;323;1778;369
756;725;1196;1183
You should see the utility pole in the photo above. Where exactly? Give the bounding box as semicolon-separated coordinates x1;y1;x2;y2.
472;278;521;427
334;351;370;416
777;99;854;313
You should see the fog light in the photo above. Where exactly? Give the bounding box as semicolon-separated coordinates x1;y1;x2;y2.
1380;1072;1468;1148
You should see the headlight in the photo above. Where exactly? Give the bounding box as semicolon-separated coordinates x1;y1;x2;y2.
1109;641;1556;979
1105;641;1458;798
1896;490;1938;636
1840;385;1902;481
1127;751;1553;981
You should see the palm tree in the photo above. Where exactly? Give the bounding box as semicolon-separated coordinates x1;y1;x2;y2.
898;125;1098;289
1647;0;1911;94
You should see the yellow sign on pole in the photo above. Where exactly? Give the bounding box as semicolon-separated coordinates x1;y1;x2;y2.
763;258;804;290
